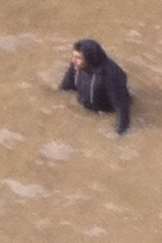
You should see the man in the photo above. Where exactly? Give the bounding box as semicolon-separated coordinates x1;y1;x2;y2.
60;39;131;134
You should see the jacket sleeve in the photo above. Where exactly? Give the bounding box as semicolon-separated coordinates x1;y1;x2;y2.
110;70;130;134
59;63;76;90
116;88;130;134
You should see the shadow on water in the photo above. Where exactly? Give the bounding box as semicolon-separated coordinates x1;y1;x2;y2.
131;83;162;132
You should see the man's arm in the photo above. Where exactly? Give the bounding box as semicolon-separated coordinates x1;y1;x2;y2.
110;71;130;134
60;63;76;90
116;94;130;134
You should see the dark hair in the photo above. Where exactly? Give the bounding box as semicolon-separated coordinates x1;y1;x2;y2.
73;39;107;68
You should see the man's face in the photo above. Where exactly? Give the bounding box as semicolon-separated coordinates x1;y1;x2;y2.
71;50;86;70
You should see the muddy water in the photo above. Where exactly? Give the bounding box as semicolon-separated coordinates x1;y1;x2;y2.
0;1;162;242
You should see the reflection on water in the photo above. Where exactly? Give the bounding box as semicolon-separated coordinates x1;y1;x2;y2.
0;129;24;149
83;225;107;238
40;141;76;161
0;1;162;243
0;33;42;52
2;178;50;199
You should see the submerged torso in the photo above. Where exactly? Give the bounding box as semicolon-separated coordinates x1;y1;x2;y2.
74;62;117;111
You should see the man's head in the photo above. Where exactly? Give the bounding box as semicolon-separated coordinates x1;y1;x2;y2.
71;49;86;71
72;39;107;71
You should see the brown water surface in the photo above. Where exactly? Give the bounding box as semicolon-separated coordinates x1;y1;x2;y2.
0;1;162;242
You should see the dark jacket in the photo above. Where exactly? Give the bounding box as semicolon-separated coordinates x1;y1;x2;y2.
60;58;130;134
